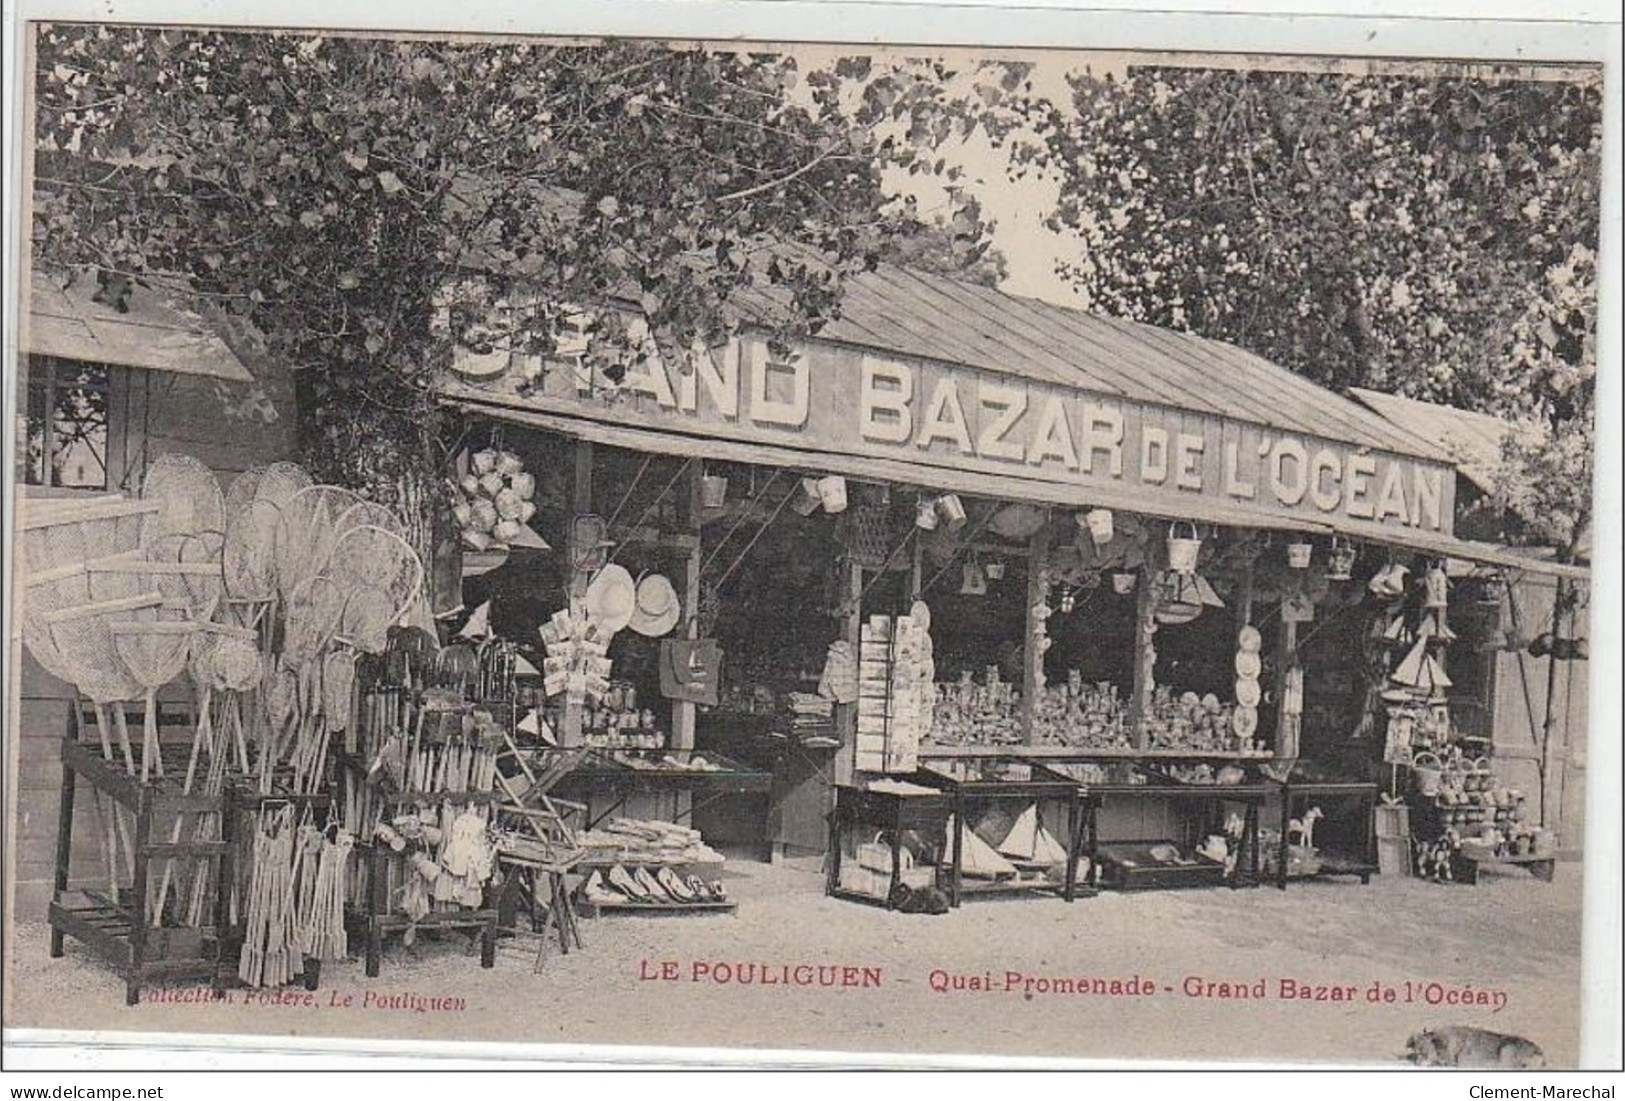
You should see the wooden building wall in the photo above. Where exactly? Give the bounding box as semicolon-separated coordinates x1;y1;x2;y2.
8;359;297;920
1489;575;1590;855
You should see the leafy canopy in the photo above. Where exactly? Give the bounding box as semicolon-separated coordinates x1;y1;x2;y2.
1026;66;1601;550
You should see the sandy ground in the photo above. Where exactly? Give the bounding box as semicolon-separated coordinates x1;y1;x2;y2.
4;857;1583;1068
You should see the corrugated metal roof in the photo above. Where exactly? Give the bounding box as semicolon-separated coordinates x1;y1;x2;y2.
24;271;253;383
803;265;1447;462
1347;387;1536;493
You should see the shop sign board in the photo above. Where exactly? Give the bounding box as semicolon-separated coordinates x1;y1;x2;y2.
446;331;1456;535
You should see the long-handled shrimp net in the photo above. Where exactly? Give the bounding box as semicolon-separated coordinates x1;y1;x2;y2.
17;497;158;574
20;555;146;896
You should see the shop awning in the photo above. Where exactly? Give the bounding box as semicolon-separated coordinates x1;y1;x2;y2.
1336;525;1591;583
450;396;1590;584
23;270;254;383
448;397;1338;534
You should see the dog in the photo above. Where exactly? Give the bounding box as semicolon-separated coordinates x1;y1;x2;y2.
888;882;951;915
1405;1026;1546;1068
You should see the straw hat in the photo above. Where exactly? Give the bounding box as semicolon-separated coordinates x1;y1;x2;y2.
629;573;682;638
584;564;636;634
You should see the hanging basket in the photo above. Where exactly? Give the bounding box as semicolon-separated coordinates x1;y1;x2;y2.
841;493;899;570
1166;522;1202;575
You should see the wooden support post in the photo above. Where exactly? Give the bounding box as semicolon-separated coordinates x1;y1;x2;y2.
1128;565;1160;752
832;558;863;787
672;461;703;827
561;441;594;750
1276;617;1300;761
1021;525;1051;746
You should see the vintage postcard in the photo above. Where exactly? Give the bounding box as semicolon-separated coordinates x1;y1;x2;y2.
3;1;1617;1072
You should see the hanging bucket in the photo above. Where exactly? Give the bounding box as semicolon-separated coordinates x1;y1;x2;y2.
915;497;940;531
1411;752;1443;797
1166;522;1202;575
791;478;823;517
936;493;968;532
699;475;729;510
984;560;1007;581
817;476;849;514
1286;540;1314;569
1111;571;1137;595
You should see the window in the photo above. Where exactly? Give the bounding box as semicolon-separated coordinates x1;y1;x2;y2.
21;355;113;490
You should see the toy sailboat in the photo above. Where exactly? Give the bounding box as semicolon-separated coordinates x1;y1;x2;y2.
997;804;1069;866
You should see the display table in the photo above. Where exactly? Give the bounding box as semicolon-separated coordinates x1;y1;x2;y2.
910;763;1096;905
826;784;951;908
1087;777;1269;891
555;749;775;858
1453;851;1557;885
1269;780;1380;889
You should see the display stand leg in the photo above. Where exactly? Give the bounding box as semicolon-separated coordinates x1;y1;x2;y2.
826;810;842;895
365;846;384;978
950;799;964;907
50;763;76;959
1063;799;1080;903
888;832;903;907
126;798;153;1006
1277;792;1291;891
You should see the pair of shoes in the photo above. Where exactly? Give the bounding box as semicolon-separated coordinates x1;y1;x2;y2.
656;866;695;902
582;870;624;905
632;866;670;902
606;864;650;901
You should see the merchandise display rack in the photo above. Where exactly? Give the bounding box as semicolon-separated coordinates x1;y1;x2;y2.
909;764;1097;905
826;784;952;909
47;721;234;1006
1267;779;1380;889
336;752;501;977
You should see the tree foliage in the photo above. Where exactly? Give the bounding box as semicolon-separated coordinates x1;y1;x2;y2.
32;27;1016;552
1029;66;1602;550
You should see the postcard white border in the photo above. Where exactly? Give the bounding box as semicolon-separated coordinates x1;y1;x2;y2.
2;0;1619;1074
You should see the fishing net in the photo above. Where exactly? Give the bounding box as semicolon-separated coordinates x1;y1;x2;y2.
223;497;283;615
110;620;198;782
334;500;408;540
17;498;159;574
274;486;365;606
325;525;424;626
224;466;269;519
19;554;141;685
87;561;221;622
252;461;314;513
140;453;225;552
338;585;398;655
43;593;168;706
282;574;347;670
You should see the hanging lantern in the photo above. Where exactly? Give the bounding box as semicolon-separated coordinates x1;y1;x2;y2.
960;557;988;596
1059;588;1077;614
1327;537;1358;581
